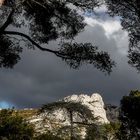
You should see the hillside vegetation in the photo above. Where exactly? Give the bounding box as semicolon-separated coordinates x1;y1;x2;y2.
0;91;140;140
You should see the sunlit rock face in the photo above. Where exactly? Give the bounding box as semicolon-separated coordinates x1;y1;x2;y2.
63;93;109;124
29;93;109;138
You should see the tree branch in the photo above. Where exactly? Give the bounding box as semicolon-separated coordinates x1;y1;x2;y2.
73;121;97;126
2;30;83;60
3;30;59;54
0;9;14;34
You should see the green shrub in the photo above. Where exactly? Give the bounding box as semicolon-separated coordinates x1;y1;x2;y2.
0;109;34;140
34;133;63;140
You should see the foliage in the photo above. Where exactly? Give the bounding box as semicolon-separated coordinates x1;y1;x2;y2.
103;122;120;140
0;109;34;140
0;108;66;140
85;122;120;140
105;0;140;72
59;43;114;72
85;124;106;140
0;0;115;74
34;132;63;140
17;109;38;119
1;0;140;72
0;107;121;140
41;101;94;121
118;90;140;139
0;35;22;68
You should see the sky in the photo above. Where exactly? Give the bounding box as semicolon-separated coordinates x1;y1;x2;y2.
0;6;140;108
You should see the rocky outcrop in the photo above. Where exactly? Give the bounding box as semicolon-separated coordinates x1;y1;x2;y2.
63;93;109;124
29;93;109;138
105;104;119;122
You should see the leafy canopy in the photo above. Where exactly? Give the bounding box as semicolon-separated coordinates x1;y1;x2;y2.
0;0;115;74
119;90;140;139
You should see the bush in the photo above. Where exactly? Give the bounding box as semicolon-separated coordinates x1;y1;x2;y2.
34;133;63;140
0;109;34;140
85;122;120;140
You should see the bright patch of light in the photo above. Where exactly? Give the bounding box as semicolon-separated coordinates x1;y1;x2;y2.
84;12;129;55
94;5;107;13
0;101;13;109
84;17;122;38
112;31;129;55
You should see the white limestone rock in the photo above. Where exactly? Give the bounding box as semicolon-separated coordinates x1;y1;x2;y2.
63;93;109;123
29;93;109;138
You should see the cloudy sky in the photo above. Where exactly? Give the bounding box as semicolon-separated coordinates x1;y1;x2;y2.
0;6;140;108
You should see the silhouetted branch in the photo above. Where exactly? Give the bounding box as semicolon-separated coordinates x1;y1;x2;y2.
3;30;59;54
3;30;115;73
0;9;14;33
0;0;115;73
73;121;98;126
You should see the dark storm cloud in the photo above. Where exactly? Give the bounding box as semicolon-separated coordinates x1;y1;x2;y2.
0;16;140;108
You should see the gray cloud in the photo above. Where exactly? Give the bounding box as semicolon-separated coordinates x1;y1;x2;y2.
0;16;140;108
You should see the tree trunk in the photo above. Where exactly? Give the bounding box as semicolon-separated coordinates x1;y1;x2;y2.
70;110;74;140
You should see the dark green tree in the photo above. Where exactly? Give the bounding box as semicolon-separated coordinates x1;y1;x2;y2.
119;90;140;140
0;109;34;140
85;124;106;140
41;101;95;140
85;122;120;140
0;0;115;74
